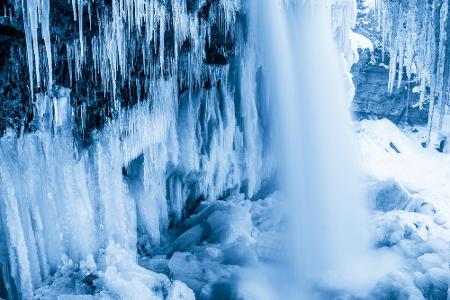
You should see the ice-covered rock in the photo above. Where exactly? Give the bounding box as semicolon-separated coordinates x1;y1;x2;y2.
206;206;253;245
367;179;436;215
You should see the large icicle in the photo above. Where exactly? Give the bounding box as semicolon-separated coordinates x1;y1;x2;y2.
21;0;53;95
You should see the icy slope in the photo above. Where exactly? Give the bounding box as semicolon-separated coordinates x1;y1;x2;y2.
358;119;450;222
357;119;450;299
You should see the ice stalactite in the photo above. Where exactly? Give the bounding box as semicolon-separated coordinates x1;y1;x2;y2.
21;0;53;100
331;0;358;66
375;0;450;143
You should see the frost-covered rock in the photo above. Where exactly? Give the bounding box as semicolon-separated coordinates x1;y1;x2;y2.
351;48;426;125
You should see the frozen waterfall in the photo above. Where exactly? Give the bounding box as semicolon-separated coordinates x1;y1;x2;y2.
0;0;424;299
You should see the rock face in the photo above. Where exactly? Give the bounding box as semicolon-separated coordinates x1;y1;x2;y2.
351;48;428;125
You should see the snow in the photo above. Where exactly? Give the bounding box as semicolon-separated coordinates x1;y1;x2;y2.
357;118;450;222
98;242;171;300
355;118;450;299
351;31;374;52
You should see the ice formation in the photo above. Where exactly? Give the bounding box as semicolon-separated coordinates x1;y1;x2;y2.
375;0;450;141
0;0;277;297
19;0;241;107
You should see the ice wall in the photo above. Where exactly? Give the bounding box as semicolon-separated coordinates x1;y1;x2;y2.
0;19;270;299
0;0;372;298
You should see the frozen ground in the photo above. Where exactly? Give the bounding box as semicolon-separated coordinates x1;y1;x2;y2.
32;118;450;299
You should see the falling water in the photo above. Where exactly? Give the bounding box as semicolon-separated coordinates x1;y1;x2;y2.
255;0;388;297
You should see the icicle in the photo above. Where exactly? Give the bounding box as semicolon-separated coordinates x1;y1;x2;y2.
88;0;92;30
158;7;165;75
27;0;41;88
78;0;84;56
71;0;77;21
21;0;35;102
41;0;52;88
66;43;73;87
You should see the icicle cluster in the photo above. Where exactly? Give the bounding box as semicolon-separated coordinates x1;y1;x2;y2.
375;0;450;138
327;0;359;106
18;0;241;109
21;0;53;101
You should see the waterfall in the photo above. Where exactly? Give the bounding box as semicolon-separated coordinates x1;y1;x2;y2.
254;0;393;297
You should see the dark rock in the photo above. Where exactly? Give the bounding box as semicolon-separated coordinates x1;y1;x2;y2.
436;136;447;153
389;142;400;153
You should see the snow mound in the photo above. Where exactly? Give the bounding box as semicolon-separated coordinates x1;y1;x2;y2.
356;119;450;299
